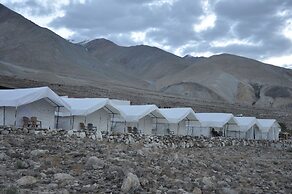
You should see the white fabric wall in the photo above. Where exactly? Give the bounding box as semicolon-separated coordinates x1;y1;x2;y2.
168;121;187;136
16;99;56;129
58;116;71;131
138;115;153;135
274;127;281;141
187;121;210;137
190;127;211;137
86;108;110;132
155;123;168;136
254;126;263;140
246;127;254;139
225;124;247;138
0;107;16;126
111;115;127;133
155;118;168;135
67;108;111;132
124;116;154;135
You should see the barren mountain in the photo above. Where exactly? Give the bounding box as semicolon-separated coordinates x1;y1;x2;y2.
157;54;292;107
84;39;191;85
1;3;292;110
0;4;147;88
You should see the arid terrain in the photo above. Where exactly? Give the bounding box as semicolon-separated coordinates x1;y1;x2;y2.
1;3;292;111
0;128;292;194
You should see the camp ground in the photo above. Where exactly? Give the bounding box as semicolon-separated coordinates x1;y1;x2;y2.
0;86;283;141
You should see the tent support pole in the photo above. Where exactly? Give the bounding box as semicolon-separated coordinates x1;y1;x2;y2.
149;112;158;134
124;121;126;133
3;106;5;126
14;107;18;127
111;113;115;132
72;115;75;130
155;117;158;135
56;106;60;129
187;118;190;136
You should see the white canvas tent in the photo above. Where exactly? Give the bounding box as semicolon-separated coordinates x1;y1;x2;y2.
158;108;199;136
58;97;119;132
232;117;258;139
195;113;238;137
256;119;281;140
112;104;163;135
0;87;70;129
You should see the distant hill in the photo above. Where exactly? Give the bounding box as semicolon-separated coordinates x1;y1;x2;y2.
0;4;147;87
84;38;190;84
157;54;292;107
1;3;292;109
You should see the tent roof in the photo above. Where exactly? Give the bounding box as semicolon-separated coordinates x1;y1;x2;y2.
234;117;257;131
195;113;236;128
257;119;280;131
113;104;162;122
109;99;130;106
159;108;197;123
60;97;119;116
0;87;69;109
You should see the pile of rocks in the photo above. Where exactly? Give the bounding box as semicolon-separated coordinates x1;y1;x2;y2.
1;126;292;150
103;133;292;150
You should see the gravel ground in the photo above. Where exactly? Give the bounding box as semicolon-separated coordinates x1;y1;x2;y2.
0;131;292;194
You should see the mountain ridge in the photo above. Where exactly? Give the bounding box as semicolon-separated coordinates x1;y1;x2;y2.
1;3;292;109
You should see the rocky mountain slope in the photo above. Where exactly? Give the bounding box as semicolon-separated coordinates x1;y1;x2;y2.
84;39;191;85
1;3;292;109
0;4;147;88
157;54;292;107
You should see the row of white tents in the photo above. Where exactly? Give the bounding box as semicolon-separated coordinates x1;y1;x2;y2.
0;87;281;140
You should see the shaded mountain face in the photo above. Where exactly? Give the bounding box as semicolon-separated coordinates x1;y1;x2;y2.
83;39;190;84
1;3;292;109
156;54;292;107
0;4;148;87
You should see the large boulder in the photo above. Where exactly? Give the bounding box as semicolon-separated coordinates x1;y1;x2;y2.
121;172;140;193
85;156;105;170
16;176;37;186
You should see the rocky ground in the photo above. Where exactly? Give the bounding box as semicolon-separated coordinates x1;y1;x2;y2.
0;129;292;194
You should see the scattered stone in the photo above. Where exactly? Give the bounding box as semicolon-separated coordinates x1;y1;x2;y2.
15;160;29;169
192;187;202;194
85;156;105;170
202;176;214;188
54;173;74;181
0;130;291;193
121;172;140;193
16;176;37;186
30;149;49;157
220;187;239;194
0;152;9;161
95;130;103;141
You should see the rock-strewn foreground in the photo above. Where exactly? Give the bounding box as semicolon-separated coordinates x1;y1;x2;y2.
0;129;292;194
